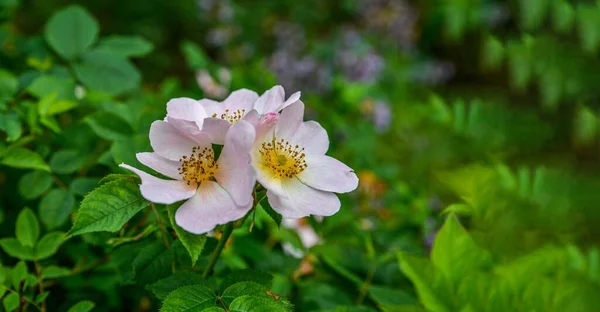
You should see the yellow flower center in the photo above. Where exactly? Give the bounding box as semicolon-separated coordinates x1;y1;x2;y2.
212;109;246;124
178;146;218;185
259;137;307;179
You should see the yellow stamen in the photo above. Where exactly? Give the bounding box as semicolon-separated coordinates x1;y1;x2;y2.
211;108;246;124
259;136;307;178
178;146;218;185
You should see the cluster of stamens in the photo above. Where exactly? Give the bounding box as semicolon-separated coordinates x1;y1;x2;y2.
259;136;307;178
178;146;218;185
212;109;246;124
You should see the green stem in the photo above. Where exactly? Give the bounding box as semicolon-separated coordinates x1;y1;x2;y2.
203;222;234;279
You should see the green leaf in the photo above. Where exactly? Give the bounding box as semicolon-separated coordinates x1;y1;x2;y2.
481;36;504;71
146;270;206;300
229;295;288;312
398;253;452;312
67;176;148;238
573;105;598;146
84;111;134;141
431;215;491;283
1;110;22;141
3;292;19;311
42;265;70;279
441;204;471;216
34;232;65;260
132;242;175;284
35;291;50;304
27;75;75;100
98;35;154;57
1;148;50;172
36;92;75;116
552;1;575;33
577;5;600;53
222;281;290;310
49;149;86;174
11;261;27;289
0;238;35;260
39;188;75;230
368;285;419;309
219;270;273;292
0;70;18;101
16;208;40;247
181;41;209;70
167;204;207;266
520;0;549;30
73;49;140;95
44;5;99;60
258;200;281;227
18;170;53;200
160;284;217;312
69;177;100;196
67;300;95;312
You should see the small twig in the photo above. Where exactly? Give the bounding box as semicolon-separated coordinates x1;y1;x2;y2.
217;296;230;312
202;222;234;279
249;192;267;233
52;176;68;190
69;255;111;276
34;262;47;312
151;203;171;249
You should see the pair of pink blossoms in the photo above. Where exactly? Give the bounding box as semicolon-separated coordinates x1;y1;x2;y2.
121;86;359;234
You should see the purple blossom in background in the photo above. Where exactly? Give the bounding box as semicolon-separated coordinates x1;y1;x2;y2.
373;100;392;132
267;22;332;94
336;29;384;83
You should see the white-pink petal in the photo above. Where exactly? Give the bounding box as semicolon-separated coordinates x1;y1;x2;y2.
199;117;231;144
223;89;259;112
149;120;207;161
269;178;341;218
290;120;329;155
297;154;358;193
119;164;196;204
166;98;207;123
254;85;285;115
197;98;222;117
174;181;251;234
281;91;301;110
215;120;256;206
276;100;304;140
254;163;287;198
136;152;181;180
266;190;310;218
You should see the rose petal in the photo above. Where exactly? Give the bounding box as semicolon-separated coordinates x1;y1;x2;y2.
290;121;329;155
215;120;256;206
119;164;196;204
136;152;181;179
254;85;285;114
266;190;310;218
199;117;231;144
174;181;251;234
297;154;358;193
276;100;304;140
254;163;287;198
198;98;222;117
268;177;341;218
223;89;259;112
281;91;301;110
166;98;207;123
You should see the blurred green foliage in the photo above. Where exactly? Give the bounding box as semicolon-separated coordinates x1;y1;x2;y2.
1;0;600;311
